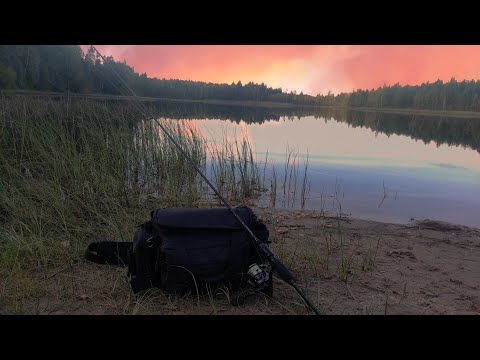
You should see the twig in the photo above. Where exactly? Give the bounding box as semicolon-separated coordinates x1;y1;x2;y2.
345;283;361;304
40;260;79;282
378;180;387;208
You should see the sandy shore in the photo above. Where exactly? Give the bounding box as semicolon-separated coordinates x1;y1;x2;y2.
254;207;480;315
3;208;479;315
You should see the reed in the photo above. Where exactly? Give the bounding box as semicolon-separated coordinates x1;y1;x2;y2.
0;96;263;308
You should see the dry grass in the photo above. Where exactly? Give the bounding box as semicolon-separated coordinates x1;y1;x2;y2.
0;96;261;313
3;206;480;315
2;96;478;315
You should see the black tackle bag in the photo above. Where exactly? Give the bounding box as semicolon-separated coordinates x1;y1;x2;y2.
85;206;272;299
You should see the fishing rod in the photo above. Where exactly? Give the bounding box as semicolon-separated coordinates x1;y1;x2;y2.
90;46;321;315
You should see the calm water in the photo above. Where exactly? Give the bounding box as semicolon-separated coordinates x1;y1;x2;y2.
152;102;480;228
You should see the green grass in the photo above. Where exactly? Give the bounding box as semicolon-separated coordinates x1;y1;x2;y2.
262;145;310;210
207;127;261;202
361;237;381;272
0;96;262;311
0;96;387;315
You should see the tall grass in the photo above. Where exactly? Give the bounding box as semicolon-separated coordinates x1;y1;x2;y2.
0;97;262;309
1;96;324;314
300;151;309;210
264;146;310;210
207;127;261;202
270;164;277;208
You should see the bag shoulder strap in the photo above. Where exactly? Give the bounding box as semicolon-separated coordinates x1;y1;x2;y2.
85;241;132;265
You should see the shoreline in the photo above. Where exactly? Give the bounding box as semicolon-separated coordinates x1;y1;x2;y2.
2;90;480;118
2;207;478;315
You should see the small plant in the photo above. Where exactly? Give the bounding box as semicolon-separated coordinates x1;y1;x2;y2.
336;248;357;283
323;233;333;271
261;150;269;191
270;164;277;208
361;237;381;272
300;151;309;210
363;303;378;315
334;211;357;283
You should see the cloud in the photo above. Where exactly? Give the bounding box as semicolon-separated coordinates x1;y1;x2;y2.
84;45;480;95
325;45;480;93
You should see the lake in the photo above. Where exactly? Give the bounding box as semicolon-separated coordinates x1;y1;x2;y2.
150;102;480;228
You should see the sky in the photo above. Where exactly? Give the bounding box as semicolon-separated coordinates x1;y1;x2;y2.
86;45;480;96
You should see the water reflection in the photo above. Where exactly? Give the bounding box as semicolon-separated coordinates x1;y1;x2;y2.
145;101;480;154
144;101;480;228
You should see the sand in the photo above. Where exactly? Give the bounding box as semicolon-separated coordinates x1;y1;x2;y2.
3;208;479;315
254;208;480;315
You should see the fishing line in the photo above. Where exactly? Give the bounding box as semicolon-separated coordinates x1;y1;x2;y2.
88;46;321;315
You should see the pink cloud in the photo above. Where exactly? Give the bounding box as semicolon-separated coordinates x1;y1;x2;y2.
83;45;480;95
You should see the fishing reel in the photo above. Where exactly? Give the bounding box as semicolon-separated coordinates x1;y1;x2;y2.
247;263;269;287
230;263;273;306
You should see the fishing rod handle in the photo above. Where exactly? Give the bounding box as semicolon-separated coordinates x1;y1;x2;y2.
255;237;294;282
269;256;294;283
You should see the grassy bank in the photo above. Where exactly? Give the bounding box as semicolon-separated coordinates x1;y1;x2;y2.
0;96;264;312
0;96;315;314
1;96;478;315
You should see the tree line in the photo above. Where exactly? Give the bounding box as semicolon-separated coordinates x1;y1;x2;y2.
1;45;480;112
0;45;282;101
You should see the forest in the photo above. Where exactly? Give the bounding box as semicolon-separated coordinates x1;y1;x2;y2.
1;45;480;112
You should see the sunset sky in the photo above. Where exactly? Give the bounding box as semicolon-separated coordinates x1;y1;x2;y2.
88;45;480;96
